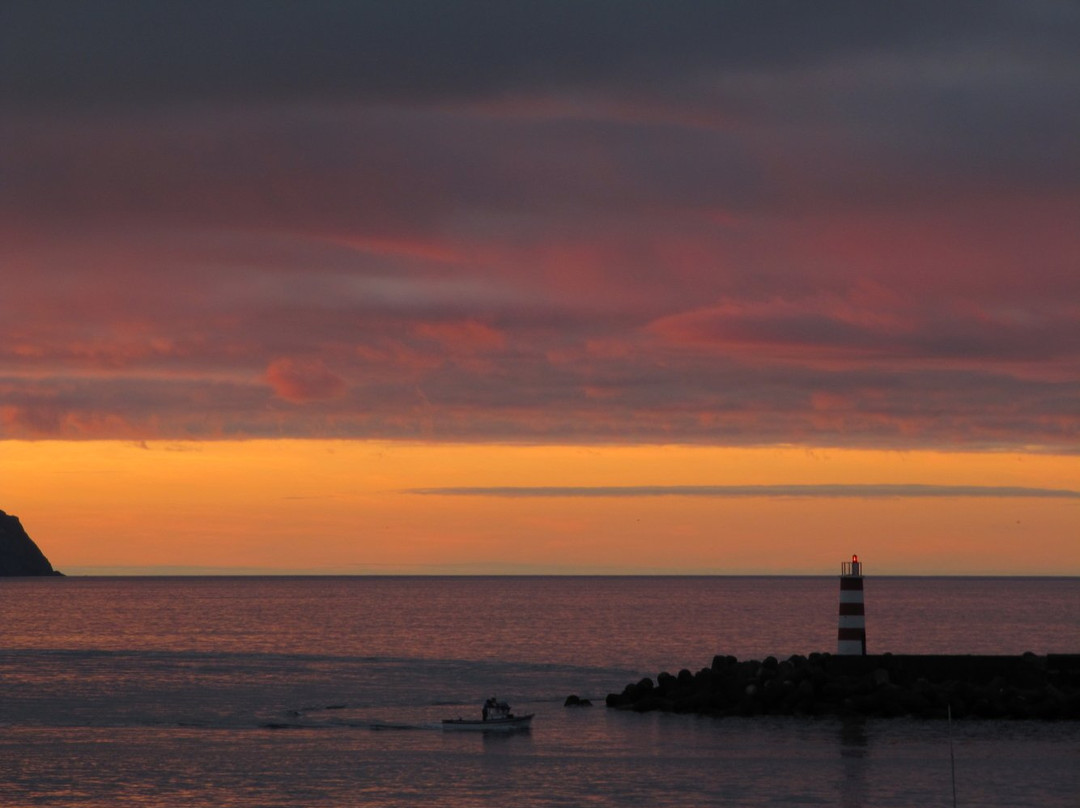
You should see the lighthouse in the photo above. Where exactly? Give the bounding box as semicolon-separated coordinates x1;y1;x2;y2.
837;554;866;655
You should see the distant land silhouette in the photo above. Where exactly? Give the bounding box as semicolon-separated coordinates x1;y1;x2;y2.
0;510;62;576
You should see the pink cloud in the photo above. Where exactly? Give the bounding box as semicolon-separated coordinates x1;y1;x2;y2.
264;358;347;403
413;320;506;352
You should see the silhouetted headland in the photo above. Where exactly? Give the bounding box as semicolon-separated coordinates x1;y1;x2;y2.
0;510;62;576
604;652;1080;720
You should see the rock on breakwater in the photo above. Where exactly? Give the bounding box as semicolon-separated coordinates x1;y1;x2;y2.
0;510;62;576
606;653;1080;720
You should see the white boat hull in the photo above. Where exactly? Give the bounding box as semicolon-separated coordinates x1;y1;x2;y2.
441;714;534;731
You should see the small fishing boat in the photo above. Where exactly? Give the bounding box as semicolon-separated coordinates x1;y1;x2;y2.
442;698;533;731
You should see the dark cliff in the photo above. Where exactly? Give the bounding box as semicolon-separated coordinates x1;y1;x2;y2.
0;510;62;576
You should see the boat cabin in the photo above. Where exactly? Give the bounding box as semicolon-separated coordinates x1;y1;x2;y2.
482;697;511;721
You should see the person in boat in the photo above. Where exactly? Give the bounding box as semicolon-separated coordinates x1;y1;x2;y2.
482;697;496;721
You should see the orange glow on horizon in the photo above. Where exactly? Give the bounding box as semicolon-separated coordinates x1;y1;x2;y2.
2;440;1077;575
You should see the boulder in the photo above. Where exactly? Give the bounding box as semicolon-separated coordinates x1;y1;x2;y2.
564;695;592;707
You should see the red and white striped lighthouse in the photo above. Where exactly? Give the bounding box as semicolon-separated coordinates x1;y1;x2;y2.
837;554;866;655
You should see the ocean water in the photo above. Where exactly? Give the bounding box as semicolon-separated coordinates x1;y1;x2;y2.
0;576;1076;807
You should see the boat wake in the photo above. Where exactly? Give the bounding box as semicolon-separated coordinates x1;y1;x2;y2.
275;698;535;732
369;721;443;731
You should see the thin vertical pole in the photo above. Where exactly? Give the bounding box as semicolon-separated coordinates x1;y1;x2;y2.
948;704;957;808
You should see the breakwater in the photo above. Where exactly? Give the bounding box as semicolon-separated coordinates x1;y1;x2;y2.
605;653;1080;720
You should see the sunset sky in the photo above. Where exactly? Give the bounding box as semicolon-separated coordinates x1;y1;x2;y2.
2;2;1077;574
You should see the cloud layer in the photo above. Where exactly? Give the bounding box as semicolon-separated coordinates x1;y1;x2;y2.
2;2;1078;448
406;485;1080;499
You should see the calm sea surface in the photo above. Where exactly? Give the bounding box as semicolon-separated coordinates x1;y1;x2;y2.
0;576;1076;807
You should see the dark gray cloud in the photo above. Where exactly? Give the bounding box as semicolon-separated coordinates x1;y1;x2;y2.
405;484;1080;498
7;1;1060;110
0;105;766;233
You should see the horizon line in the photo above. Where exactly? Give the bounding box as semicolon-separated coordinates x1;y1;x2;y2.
55;568;1080;578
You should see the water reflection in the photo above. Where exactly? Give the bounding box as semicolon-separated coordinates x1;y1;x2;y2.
482;728;534;752
839;718;869;808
